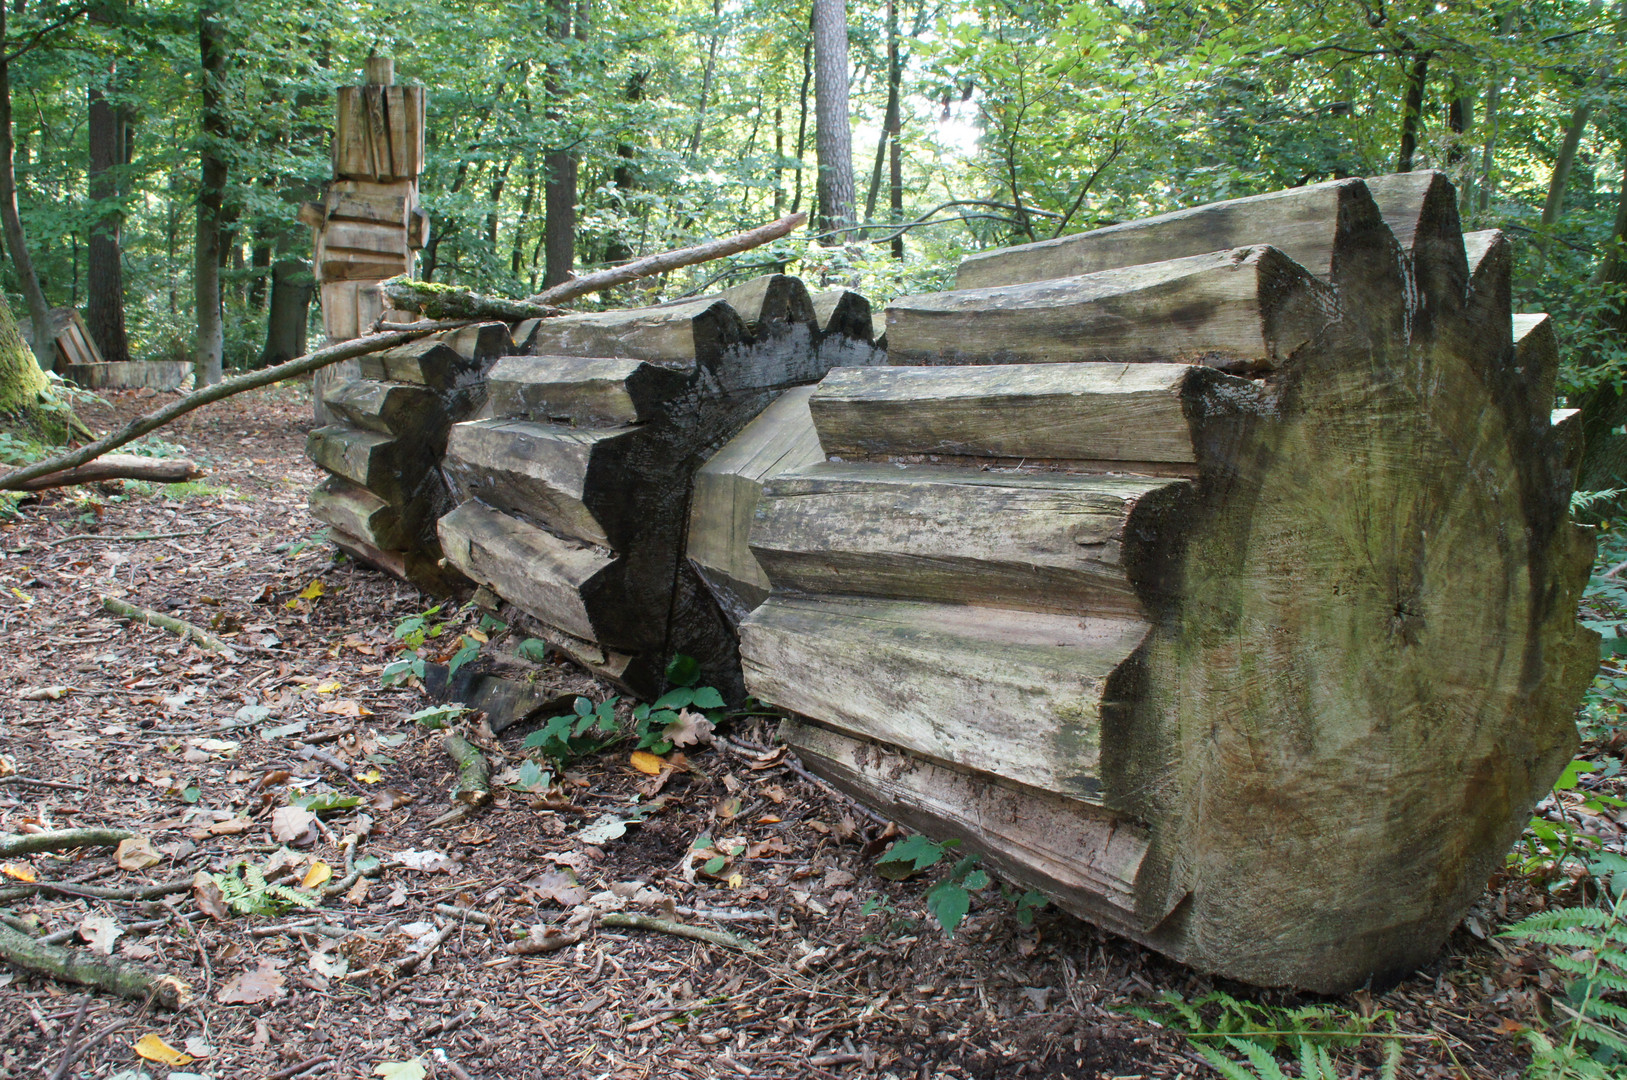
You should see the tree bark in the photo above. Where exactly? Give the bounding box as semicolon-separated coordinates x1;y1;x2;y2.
194;6;228;387
542;0;579;289
1536;103;1594;271
86;70;129;364
0;4;56;371
604;70;645;265
1396;49;1431;173
791;43;811;216
687;0;724;159
811;0;854;244
256;256;311;368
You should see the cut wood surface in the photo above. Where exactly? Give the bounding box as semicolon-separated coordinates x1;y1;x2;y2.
752;463;1177;615
443;419;627;548
483;355;689;426
524;298;746;369
324;378;441;437
308;475;407;551
306;426;403;503
808;362;1251;463
734;172;1595;992
437;500;615;644
742;596;1149;799
887;246;1335;371
809;288;874;342
688;386;825;625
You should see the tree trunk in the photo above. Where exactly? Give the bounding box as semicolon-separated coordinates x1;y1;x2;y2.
0;4;55;372
791;43;811;216
194;6;227;387
86;69;129;364
687;0;724;159
604;69;645;265
0;289;53;435
1535;103;1594;272
511;158;538;274
256;256;311;368
1396;49;1431;173
542;0;579;290
886;0;904;260
485;157;511;251
864;0;903;231
811;0;855;244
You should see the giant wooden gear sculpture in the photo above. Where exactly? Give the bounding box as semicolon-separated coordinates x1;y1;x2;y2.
307;171;1596;993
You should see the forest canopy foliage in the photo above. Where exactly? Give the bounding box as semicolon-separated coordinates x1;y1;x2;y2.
0;0;1621;412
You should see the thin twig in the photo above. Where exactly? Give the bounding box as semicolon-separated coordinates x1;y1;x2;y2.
598;912;763;955
265;1053;332;1080
100;595;233;655
0;776;89;792
47;522;224;548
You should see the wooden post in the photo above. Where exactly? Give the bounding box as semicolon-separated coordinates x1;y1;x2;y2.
305;57;428;422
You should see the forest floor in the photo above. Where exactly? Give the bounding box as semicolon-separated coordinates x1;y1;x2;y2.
0;384;1601;1080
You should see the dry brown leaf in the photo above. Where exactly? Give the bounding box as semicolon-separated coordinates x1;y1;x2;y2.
78;914;122;954
270;805;317;844
115;836;162;871
662;708;715;748
19;685;73;701
217;959;285;1004
208;818;252;836
192;872;229;921
530;870;587;907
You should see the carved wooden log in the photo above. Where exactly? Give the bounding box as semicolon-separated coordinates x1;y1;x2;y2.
438;275;880;696
733;174;1594;992
305;324;506;590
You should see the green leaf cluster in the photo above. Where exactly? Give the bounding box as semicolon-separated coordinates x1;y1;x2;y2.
210;861;318;917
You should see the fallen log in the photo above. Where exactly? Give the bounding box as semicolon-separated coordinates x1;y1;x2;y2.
10;455;203;492
376;279;562;322
101;596;234;655
0;322;466;492
726;172;1594;992
443;732;491;807
0;828;135;858
0;922;191;1009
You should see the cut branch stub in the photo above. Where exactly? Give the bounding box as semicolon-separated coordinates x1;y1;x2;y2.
734;174;1594;992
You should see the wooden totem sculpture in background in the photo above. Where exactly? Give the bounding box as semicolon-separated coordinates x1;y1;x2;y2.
300;56;429;422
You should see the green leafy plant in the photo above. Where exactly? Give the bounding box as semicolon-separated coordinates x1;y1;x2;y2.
523;694;621;767
874;835;990;935
1123;990;1401;1080
1502;852;1627;1079
409;703;470;730
209;861;318;917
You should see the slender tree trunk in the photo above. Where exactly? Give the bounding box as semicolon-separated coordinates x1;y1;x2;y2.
86;64;129;363
791;43;811;215
864;0;903;231
0;5;56;371
194;6;228;387
605;69;644;264
542;0;580;289
1535;103;1595;272
511;159;538;275
811;0;855;244
1591;137;1627;292
256;253;310;368
773;103;785;217
687;0;724;159
1396;48;1431;173
486;157;511;250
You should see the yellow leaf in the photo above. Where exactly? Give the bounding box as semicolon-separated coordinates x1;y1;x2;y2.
629;750;665;776
133;1034;193;1066
314;679;342;694
298;580;326;600
726;872;744;889
357;766;384;784
1;862;37;882
467;627;488;643
302;860;333;889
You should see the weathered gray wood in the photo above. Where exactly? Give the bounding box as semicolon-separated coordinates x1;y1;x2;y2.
783;719;1158;932
434;321;511;364
955;177;1394;292
308;475;407;550
306;426;401;502
482;355;690;425
1464;229;1512;339
358;339;473;389
1515;312;1559;411
59;361;190;391
438;500;616;643
710;274;816;336
809;363;1255;464
323;378;441;437
742;596;1149;799
524;298;746;368
688;387;824;624
810;288;874;342
1363;170;1469;334
752;464;1180;615
887;246;1335;372
443;419;628;547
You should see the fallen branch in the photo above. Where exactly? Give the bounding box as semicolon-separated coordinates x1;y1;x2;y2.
598;912;763;955
47;523;223;548
0;775;87;791
0;321;467;491
504;927;582;955
10;455;204;492
436;903;501;928
0;874;193;905
529;212;806;307
0;922;191;1008
266;1055;333;1080
376;279;563;322
443;732;491;808
0;828;136;859
101;595;233;655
